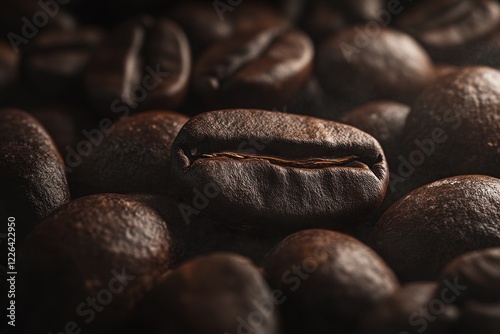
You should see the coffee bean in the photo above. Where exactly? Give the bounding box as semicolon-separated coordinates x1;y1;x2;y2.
395;67;500;197
438;247;500;303
357;282;460;334
0;109;70;244
459;301;500;334
369;175;500;282
85;16;191;117
171;109;389;233
139;252;279;334
193;25;313;109
71;110;188;197
341;100;411;167
17;193;172;334
263;229;399;334
316;27;435;104
396;0;500;64
22;27;103;100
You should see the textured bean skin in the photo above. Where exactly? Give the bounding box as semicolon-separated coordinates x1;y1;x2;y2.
264;229;399;334
369;175;500;282
394;67;500;198
0;109;70;244
171;109;389;233
17;194;172;334
71;110;188;197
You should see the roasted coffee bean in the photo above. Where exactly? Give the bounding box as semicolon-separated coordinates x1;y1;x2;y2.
22;27;103;100
394;67;500;197
86;16;191;118
0;109;70;244
438;247;500;303
28;104;96;155
263;229;399;334
341;101;411;167
369;175;500;282
71;110;188;197
193;25;313;110
459;301;500;334
0;42;18;102
357;282;460;334
17;193;172;334
316;27;435;104
139;252;279;334
171;109;389;233
396;0;500;64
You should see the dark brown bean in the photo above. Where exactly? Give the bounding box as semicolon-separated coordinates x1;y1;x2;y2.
439;247;500;303
71;110;188;197
0;109;70;244
171;109;389;233
85;16;191;117
316;27;435;104
369;175;500;282
263;229;399;334
396;0;500;64
139;252;279;334
193;25;313;110
17;193;172;334
393;66;500;198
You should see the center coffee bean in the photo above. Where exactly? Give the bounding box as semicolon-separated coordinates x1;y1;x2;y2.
171;109;388;233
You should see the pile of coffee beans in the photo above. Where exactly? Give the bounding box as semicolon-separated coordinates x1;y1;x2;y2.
1;0;499;333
